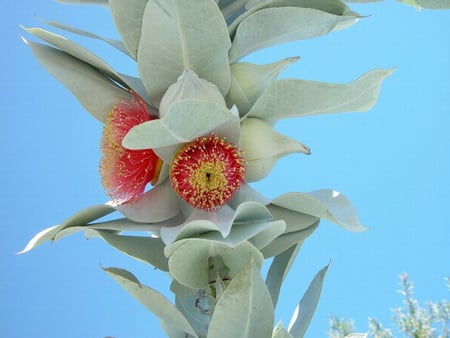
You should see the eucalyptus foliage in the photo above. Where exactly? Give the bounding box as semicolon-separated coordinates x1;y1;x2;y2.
20;0;439;337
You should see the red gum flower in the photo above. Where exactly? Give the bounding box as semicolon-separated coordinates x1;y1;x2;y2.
100;94;162;204
170;134;246;211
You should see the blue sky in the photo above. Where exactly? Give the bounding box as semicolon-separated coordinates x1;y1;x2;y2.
2;1;449;337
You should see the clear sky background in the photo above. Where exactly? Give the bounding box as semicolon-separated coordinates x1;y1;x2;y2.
1;1;449;337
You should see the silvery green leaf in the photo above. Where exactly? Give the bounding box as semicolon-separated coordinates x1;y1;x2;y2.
175;289;211;337
122;100;236;151
228;0;357;36
87;230;169;271
160;205;235;245
201;219;285;248
260;221;318;258
229;183;271;209
273;322;294;338
248;69;395;123
229;8;358;61
226;57;299;115
217;0;254;25
18;204;115;253
247;220;286;250
267;204;319;233
159;69;226;118
345;334;369;338
288;263;330;338
23;27;128;88
38;19;129;56
116;179;181;223
273;190;367;232
109;0;147;59
24;41;130;122
265;244;301;309
398;0;450;8
207;259;274;338
138;0;231;104
161;201;274;245
87;214;184;234
104;267;199;338
165;239;263;289
240;118;310;182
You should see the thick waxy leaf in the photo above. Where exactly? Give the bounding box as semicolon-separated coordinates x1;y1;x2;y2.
38;19;129;56
229;183;271;209
207;259;274;338
165;239;263;289
165;201;274;242
398;0;450;8
228;0;357;36
175;289;211;337
104;267;198;338
267;204;319;233
288;264;330;338
226;57;299;114
109;0;147;59
25;41;130;122
138;0;231;104
160;205;236;245
272;190;367;232
260;221;319;258
240;117;310;182
88;230;169;271
248;69;394;122
19;204;115;253
273;323;294;338
229;7;357;61
23;27;128;88
116;179;181;223
159;70;226;118
122;100;236;152
266;244;301;308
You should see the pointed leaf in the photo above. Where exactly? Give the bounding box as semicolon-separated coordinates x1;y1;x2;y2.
226;57;299;114
207;259;274;338
122;100;236;151
159;69;226;118
260;222;319;258
240;117;310;182
88;230;169;271
115;179;181;223
175;289;211;337
272;190;367;232
229;8;357;61
109;0;147;59
288;264;329;338
166;239;263;289
19;203;115;253
104;267;198;338
267;204;319;233
248;69;394;122
228;0;357;36
266;244;301;309
138;0;231;104
39;19;129;56
24;41;129;122
345;334;369;338
23;27;128;88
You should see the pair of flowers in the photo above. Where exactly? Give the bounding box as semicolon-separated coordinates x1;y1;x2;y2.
100;87;246;212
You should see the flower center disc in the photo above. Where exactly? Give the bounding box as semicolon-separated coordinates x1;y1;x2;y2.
170;134;246;211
